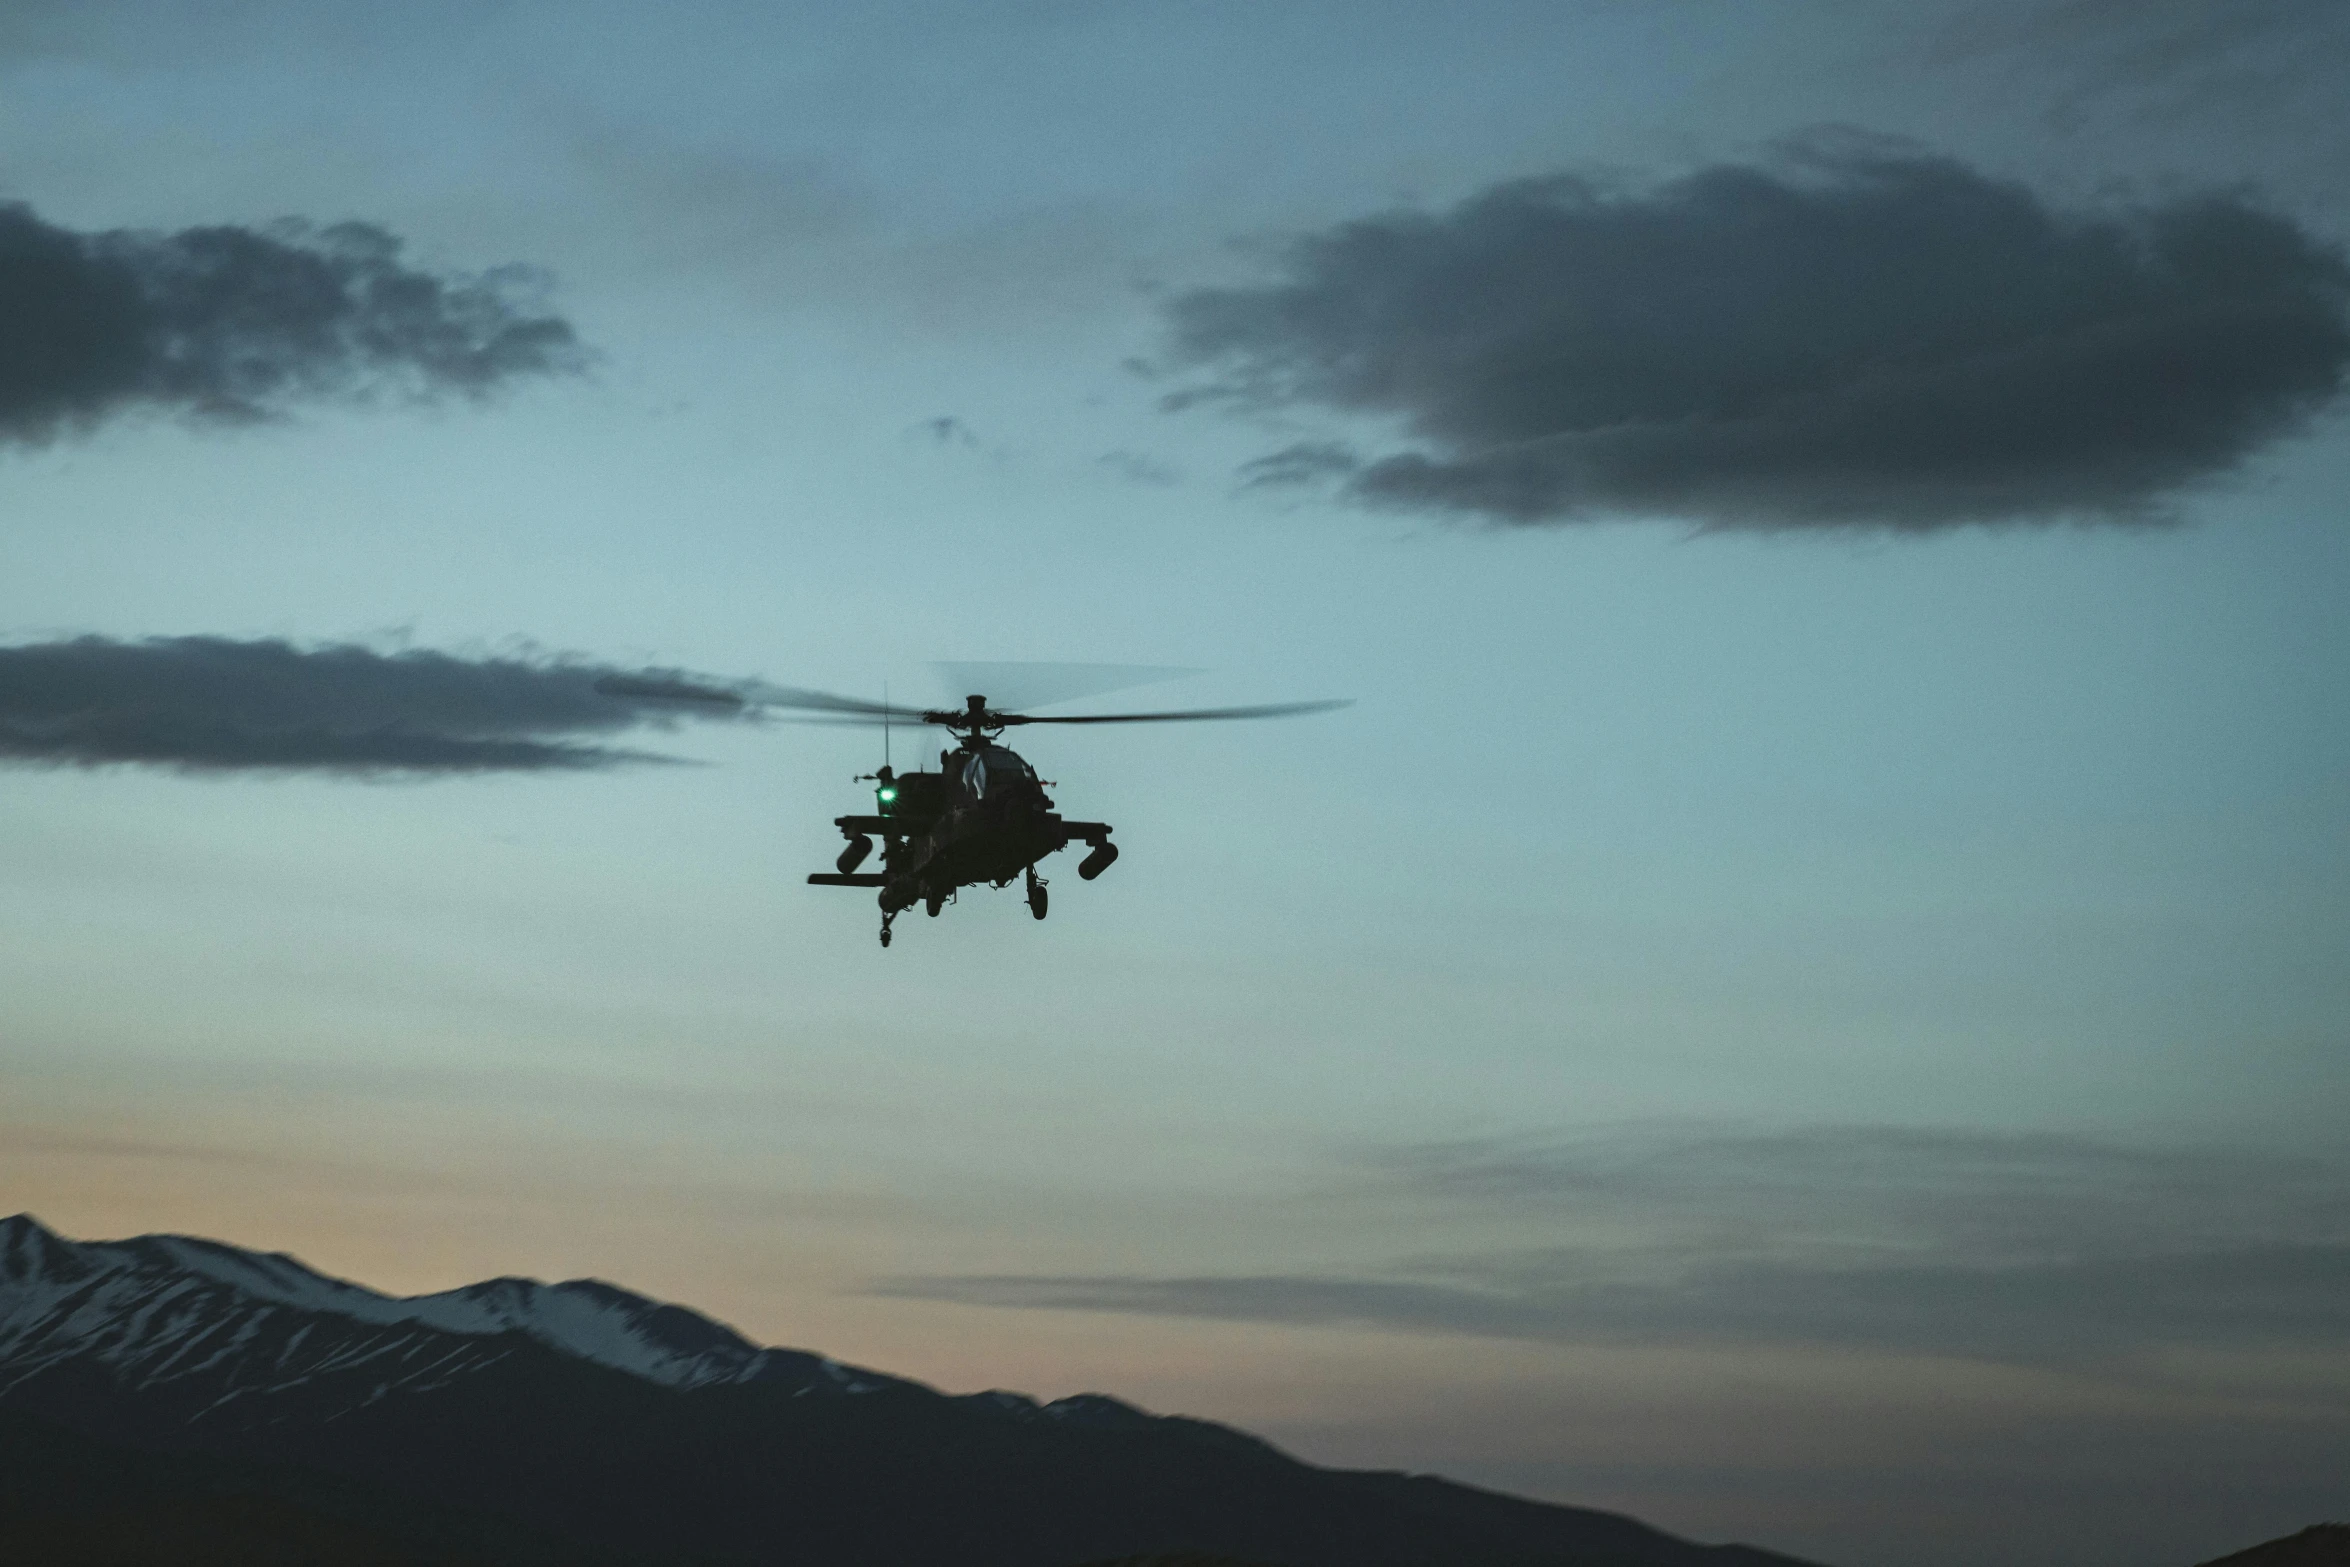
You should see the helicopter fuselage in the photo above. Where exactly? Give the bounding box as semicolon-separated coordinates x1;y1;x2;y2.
808;734;1116;943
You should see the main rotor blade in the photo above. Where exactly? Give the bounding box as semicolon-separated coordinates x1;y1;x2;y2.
1004;699;1351;725
930;662;1201;713
733;681;908;719
648;678;1352;732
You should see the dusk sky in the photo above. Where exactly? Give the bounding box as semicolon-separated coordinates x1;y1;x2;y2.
4;4;2347;1565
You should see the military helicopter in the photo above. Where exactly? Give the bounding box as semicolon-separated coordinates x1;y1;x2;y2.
773;686;1347;946
592;667;1346;946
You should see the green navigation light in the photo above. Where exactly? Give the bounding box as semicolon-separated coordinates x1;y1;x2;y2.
877;787;898;803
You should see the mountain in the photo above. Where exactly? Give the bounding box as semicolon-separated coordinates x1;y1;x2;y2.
2;1213;1825;1567
0;1406;579;1566
2193;1526;2350;1566
0;1212;917;1403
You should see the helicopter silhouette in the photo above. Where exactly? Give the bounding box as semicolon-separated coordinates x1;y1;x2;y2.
786;688;1347;947
592;668;1346;946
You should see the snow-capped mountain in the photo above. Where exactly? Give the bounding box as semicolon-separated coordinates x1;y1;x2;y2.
1;1212;1824;1567
1;1211;911;1401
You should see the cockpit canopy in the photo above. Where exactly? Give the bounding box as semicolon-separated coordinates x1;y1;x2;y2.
954;745;1036;801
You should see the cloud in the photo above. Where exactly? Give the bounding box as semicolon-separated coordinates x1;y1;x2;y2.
880;1248;2350;1368
0;636;751;773
1234;441;1359;491
1098;450;1180;487
0;202;583;445
1934;0;2350;130
1162;137;2350;531
877;1126;2350;1372
1373;1124;2349;1255
915;414;979;447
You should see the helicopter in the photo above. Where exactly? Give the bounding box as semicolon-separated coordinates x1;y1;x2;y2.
591;670;1346;947
786;686;1348;946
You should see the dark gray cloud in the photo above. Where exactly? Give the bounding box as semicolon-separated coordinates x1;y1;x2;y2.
0;636;750;773
1163;139;2350;530
879;1126;2350;1373
0;202;582;445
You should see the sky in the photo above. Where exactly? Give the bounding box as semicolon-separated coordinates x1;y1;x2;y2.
3;3;2347;1564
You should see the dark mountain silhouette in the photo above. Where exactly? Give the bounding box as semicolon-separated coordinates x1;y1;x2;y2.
3;1490;487;1567
0;1405;654;1566
1;1213;1823;1567
2194;1525;2350;1566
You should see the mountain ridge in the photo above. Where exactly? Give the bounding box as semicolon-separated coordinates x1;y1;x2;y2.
2;1210;922;1398
1;1211;1824;1567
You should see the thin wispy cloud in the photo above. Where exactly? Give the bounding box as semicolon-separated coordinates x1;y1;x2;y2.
916;414;980;447
0;202;583;446
1098;450;1180;487
878;1126;2350;1373
1934;0;2350;131
1162;135;2350;532
0;637;749;774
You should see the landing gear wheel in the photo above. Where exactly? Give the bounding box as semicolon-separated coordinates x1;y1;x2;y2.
924;892;944;917
1025;868;1048;920
879;914;894;948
